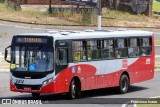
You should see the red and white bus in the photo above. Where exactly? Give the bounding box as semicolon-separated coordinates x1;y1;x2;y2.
5;29;155;99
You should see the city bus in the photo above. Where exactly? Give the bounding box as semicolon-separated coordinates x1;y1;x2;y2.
4;29;155;99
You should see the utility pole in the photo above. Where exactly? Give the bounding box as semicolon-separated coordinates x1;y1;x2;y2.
148;0;153;16
49;0;52;13
98;0;102;30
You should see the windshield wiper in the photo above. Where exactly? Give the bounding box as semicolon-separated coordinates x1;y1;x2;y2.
45;57;49;72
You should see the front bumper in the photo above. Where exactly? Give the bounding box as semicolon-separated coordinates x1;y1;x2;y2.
10;80;56;93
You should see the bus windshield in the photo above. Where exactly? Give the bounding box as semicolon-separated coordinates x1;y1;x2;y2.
11;46;53;72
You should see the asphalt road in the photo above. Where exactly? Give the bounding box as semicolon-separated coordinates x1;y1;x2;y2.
0;20;160;55
0;71;160;106
0;21;160;107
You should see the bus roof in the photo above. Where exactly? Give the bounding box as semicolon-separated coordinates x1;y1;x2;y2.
17;29;153;40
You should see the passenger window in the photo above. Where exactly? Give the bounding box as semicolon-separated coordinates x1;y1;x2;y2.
128;38;140;57
101;39;114;59
115;39;128;58
72;41;86;62
117;39;127;48
87;40;101;60
57;48;68;65
142;38;151;46
141;37;152;56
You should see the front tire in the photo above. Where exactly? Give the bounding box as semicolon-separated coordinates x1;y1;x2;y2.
119;74;129;94
68;80;81;99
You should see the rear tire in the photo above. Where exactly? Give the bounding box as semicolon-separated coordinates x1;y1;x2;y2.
119;74;129;94
32;93;40;98
68;79;81;99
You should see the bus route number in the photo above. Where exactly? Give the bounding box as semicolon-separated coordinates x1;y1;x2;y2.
16;79;24;84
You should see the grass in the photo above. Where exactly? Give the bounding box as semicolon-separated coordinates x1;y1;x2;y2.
0;3;160;27
155;58;160;69
0;3;82;25
155;40;160;45
153;2;160;12
102;10;148;22
102;9;158;27
136;98;160;107
137;104;160;107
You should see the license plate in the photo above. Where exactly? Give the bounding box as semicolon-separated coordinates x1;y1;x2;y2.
24;87;31;91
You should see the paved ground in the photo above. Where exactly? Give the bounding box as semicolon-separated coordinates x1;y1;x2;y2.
0;20;160;53
0;21;160;107
0;71;160;106
0;20;160;71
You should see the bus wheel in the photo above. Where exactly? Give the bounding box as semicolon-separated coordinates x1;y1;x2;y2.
68;80;79;99
32;93;40;98
119;74;129;94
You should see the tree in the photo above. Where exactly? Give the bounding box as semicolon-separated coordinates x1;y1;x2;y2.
49;0;52;13
108;0;114;8
113;0;120;10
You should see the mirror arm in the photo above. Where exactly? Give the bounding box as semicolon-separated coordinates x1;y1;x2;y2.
4;45;11;63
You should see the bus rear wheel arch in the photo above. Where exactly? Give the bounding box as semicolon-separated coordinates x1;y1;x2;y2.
68;77;81;99
118;72;130;94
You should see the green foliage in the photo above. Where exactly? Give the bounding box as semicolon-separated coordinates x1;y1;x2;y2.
82;13;91;25
136;98;160;107
155;40;160;45
50;11;71;17
153;2;160;12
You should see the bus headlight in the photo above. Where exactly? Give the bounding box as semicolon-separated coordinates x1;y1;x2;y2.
42;80;48;86
48;78;53;83
42;78;53;86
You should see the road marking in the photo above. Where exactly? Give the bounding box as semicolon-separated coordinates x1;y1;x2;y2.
150;96;160;98
155;32;160;35
134;104;137;107
14;25;31;29
122;104;127;107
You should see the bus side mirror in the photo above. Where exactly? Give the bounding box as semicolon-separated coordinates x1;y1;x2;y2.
5;45;11;63
5;50;8;59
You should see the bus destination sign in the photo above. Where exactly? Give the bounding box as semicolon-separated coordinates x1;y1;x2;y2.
16;37;47;43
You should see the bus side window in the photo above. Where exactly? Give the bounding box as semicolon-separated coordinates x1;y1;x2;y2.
128;38;140;57
72;41;86;62
115;38;128;58
141;37;152;56
87;40;101;60
57;48;68;65
101;39;115;59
